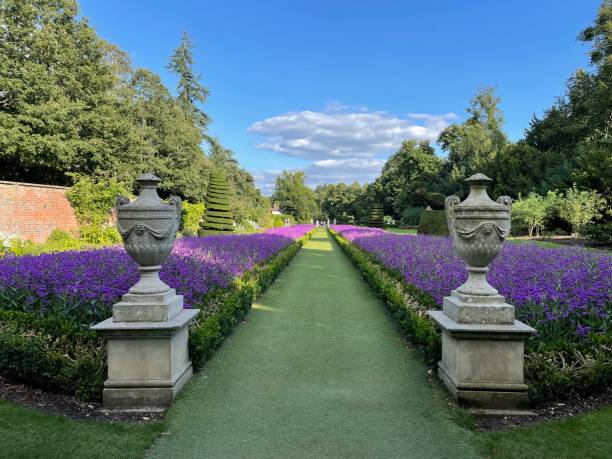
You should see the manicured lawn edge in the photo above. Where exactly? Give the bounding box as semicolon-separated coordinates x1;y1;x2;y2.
0;231;314;402
329;228;612;404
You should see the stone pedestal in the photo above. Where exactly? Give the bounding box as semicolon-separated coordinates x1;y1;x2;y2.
92;173;198;411
429;308;534;410
93;290;198;411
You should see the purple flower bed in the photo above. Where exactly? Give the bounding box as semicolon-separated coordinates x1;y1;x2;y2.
0;225;313;313
332;225;612;338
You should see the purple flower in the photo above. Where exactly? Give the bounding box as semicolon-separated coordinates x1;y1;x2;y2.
332;225;612;333
0;225;314;311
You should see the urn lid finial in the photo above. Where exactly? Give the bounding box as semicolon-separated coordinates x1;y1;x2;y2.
136;173;161;187
465;173;493;185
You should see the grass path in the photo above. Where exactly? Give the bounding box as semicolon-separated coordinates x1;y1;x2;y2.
148;229;479;458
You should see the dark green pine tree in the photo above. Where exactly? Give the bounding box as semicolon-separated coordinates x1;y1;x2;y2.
368;202;384;228
200;172;234;233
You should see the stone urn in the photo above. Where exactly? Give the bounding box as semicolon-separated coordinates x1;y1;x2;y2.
116;173;182;295
93;173;198;411
429;172;534;411
445;173;512;297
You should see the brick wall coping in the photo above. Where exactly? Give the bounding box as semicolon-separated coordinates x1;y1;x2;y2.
0;180;70;190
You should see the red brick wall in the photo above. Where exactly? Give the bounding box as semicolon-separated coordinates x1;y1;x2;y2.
0;181;79;243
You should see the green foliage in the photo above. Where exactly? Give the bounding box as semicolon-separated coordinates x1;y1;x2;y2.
525;347;612;404
0;310;105;401
316;182;367;222
0;0;212;202
512;192;549;238
181;202;205;236
415;189;446;210
167;31;210;131
378;141;445;217
368;202;384;228
583;221;612;245
207;137;270;226
2;230;91;257
400;207;424;226
65;176;126;243
438;86;508;192
417;210;449;236
273;171;318;222
558;185;607;235
273;216;284;227
200;172;234;233
78;224;121;245
66;176;128;225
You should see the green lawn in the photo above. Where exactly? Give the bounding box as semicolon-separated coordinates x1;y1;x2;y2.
481;405;612;459
385;227;417;234
507;238;565;249
0;400;164;459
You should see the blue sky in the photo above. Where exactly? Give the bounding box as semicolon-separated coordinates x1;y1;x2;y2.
80;0;601;194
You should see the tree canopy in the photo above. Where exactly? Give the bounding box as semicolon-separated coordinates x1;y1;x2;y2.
0;0;269;226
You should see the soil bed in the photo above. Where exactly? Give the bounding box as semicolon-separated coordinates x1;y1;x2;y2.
0;375;164;423
476;386;612;431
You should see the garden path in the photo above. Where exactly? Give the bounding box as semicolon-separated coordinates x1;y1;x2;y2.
147;229;480;458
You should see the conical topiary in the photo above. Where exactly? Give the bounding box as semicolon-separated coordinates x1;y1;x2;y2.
199;172;234;233
368;202;384;228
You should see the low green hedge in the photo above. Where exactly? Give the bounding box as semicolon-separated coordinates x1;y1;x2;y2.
417;209;449;236
0;310;105;401
330;229;441;364
189;234;309;370
0;231;313;401
329;228;612;405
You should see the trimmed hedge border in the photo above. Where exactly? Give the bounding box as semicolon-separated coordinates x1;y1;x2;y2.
0;230;313;402
329;228;612;404
329;228;441;364
188;231;313;370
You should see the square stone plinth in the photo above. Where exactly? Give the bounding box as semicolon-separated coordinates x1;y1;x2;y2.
428;310;535;411
93;309;199;411
443;290;514;324
113;289;183;322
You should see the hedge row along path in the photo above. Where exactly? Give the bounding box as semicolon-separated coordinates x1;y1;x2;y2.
148;229;480;458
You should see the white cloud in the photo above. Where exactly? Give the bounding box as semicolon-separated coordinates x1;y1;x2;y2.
247;104;456;193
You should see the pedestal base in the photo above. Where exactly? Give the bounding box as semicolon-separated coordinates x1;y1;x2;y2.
428;310;534;411
92;309;199;411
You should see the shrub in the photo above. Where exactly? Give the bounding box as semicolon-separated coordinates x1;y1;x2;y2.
417;209;448;236
558;185;607;236
201;172;234;233
79;224;121;245
181;202;205;236
400;207;424;226
584;221;612;245
66;177;129;226
369;203;384;228
0;310;105;401
273;216;284;227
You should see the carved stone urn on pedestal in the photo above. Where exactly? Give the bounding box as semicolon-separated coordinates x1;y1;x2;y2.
92;173;199;410
428;173;535;412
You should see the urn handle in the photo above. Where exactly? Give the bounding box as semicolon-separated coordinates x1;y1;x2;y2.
168;195;182;231
445;195;461;236
116;195;131;207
